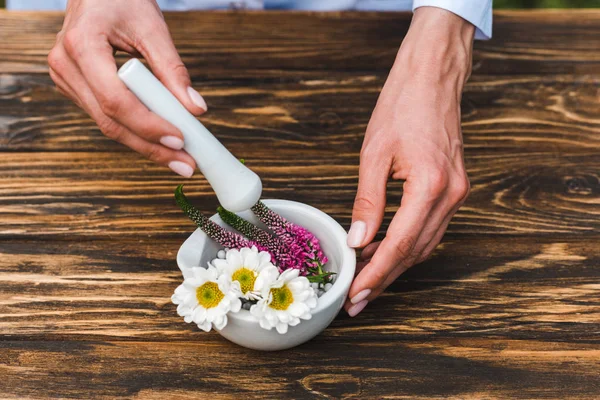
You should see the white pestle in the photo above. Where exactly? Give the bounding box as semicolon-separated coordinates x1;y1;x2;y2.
117;58;262;212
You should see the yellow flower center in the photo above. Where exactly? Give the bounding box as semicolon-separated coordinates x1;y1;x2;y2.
196;282;224;309
231;267;256;295
269;285;294;310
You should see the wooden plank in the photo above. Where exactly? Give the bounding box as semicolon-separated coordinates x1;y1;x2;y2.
0;237;598;341
1;73;599;153
0;11;599;75
1;149;598;238
0;338;598;399
0;236;598;397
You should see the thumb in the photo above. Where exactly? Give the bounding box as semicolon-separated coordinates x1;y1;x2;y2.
347;148;389;248
137;24;207;115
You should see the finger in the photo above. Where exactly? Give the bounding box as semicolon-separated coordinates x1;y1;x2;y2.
355;260;369;276
104;119;196;172
360;241;381;260
50;47;196;174
357;200;460;311
48;66;82;107
135;23;207;115
347;145;391;249
416;203;458;264
416;178;469;263
62;32;186;149
348;177;438;302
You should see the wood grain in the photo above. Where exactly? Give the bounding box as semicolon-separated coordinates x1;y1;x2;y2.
1;9;599;399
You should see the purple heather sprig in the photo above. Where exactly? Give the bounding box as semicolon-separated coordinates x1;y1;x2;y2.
217;206;307;274
250;201;329;272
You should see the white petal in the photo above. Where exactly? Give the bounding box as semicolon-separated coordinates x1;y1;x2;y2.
287;279;306;293
247;290;262;301
225;248;243;269
211;258;229;271
254;265;280;292
173;283;188;295
171;294;182;304
171;285;189;304
197;320;212;332
265;310;278;326
207;265;220;280
192;307;207;323
280;269;300;282
287;302;308;318
177;303;192;317
306;296;318;309
213;314;227;330
230;297;242;313
300;312;312;320
181;268;195;280
230;280;242;296
276;323;288;334
182;292;198;308
289;317;301;326
244;250;261;270
291;288;310;302
276;310;291;324
217;274;232;293
240;247;258;267
250;304;262;318
192;267;209;281
259;319;273;330
183;279;200;290
257;251;272;266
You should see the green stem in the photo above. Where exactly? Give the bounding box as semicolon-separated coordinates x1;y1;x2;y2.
217;206;278;247
175;185;252;249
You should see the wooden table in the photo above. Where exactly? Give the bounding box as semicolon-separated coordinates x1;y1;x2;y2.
1;10;599;399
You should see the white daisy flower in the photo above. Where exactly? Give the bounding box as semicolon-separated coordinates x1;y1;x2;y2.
211;246;274;300
250;266;318;334
171;265;241;332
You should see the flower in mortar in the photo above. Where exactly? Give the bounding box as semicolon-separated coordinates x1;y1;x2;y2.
211;246;274;300
250;266;318;334
171;265;242;332
250;201;328;272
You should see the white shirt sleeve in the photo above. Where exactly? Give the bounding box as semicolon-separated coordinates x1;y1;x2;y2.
412;0;493;40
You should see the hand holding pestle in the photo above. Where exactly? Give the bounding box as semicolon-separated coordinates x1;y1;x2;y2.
117;59;262;212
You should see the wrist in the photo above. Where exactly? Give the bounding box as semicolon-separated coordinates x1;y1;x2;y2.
394;7;475;86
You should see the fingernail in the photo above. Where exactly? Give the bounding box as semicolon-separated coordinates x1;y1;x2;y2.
168;161;194;178
348;300;368;317
160;136;184;150
187;87;207;111
347;221;366;248
351;289;371;304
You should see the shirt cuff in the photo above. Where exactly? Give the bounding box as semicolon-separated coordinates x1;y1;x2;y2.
412;0;493;40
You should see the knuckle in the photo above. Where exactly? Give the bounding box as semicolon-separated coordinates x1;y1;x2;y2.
169;61;190;81
451;175;471;204
47;48;64;71
391;235;416;261
353;194;377;213
371;268;388;285
145;144;165;163
359;140;379;162
98;118;122;141
98;95;122;118
424;168;449;199
62;29;83;58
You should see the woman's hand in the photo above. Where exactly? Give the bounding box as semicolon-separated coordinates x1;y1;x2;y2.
48;0;207;177
345;7;475;316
